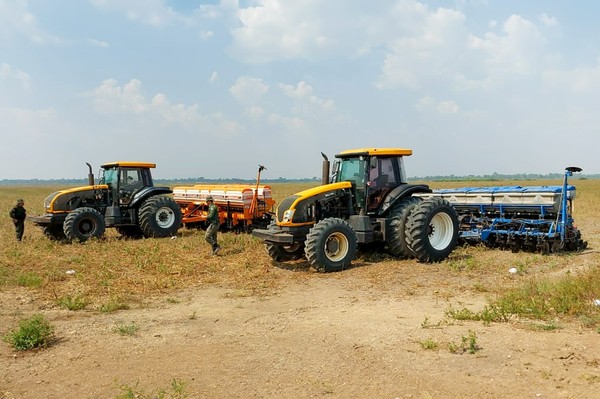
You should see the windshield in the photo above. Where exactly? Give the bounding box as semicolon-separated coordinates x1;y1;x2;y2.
100;167;119;186
336;157;365;186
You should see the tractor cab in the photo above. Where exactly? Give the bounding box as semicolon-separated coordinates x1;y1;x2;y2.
99;162;156;206
332;148;411;213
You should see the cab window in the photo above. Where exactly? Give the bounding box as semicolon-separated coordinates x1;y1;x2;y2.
120;168;143;190
100;168;118;186
337;157;365;186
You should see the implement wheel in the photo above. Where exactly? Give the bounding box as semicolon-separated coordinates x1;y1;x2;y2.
387;196;421;258
116;226;144;239
44;225;67;241
304;218;357;273
405;198;459;262
266;242;305;262
63;207;106;243
139;195;182;238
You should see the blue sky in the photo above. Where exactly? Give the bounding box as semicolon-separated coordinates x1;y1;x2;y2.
1;0;599;179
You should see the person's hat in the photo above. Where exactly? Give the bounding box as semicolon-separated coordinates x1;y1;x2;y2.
206;196;214;202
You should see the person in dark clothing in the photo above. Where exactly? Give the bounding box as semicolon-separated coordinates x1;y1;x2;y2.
9;199;26;241
205;196;221;255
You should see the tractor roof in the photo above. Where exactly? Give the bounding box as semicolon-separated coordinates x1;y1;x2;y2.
336;148;413;158
101;161;157;169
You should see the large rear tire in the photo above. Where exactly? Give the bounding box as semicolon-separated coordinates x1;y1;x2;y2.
405;198;459;262
138;196;182;238
63;207;106;243
304;218;357;273
387;196;422;258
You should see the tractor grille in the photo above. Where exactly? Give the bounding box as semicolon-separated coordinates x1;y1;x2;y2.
276;195;300;222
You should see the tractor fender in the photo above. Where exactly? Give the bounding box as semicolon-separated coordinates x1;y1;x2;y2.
130;186;173;208
377;184;432;216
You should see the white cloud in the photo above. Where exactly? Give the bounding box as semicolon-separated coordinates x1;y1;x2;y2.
268;113;305;130
88;78;241;136
279;81;336;115
220;1;554;94
377;6;470;90
90;0;184;27
0;0;63;44
244;106;265;119
437;100;460;114
209;71;219;84
229;76;269;104
416;95;459;115
0;63;31;89
472;15;548;76
89;38;109;48
228;0;379;62
542;58;600;93
199;30;214;40
539;13;559;27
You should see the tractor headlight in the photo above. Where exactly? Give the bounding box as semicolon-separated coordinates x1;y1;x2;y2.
282;209;295;223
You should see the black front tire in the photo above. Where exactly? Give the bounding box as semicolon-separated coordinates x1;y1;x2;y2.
63;207;106;243
138;196;182;238
387;196;422;258
304;218;357;273
405;198;459;262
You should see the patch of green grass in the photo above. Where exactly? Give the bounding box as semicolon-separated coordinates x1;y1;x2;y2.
448;330;480;354
116;378;189;399
448;256;479;272
578;314;600;329
3;314;54;351
113;322;139;337
471;283;489;293
0;265;9;286
57;295;88;310
446;267;600;329
533;322;561;331
421;316;445;329
492;270;600;323
445;304;511;325
419;338;439;350
16;272;43;288
99;298;130;313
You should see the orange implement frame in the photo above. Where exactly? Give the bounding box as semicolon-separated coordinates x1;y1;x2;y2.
173;165;275;232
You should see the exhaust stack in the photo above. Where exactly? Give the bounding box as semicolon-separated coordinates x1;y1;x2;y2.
321;152;330;185
86;162;94;186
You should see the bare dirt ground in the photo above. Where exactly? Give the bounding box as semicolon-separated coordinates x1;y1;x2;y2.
1;253;600;399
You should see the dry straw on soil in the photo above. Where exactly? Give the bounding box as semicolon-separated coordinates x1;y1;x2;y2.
1;179;600;322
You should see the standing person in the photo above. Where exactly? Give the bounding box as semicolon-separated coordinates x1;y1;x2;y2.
205;196;221;255
9;199;26;241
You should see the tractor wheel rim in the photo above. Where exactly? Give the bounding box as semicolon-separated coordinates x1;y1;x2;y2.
428;212;453;250
324;232;349;262
283;243;302;253
156;207;175;228
79;220;93;234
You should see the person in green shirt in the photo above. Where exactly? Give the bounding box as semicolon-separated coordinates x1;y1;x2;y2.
9;199;26;241
205;196;221;255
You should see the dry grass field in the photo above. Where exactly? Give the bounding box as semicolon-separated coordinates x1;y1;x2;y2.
1;179;600;398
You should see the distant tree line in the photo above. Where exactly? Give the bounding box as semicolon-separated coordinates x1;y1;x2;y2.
0;176;322;186
0;173;595;186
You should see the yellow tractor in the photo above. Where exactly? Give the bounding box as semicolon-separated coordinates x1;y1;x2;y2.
252;148;459;272
30;161;182;242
